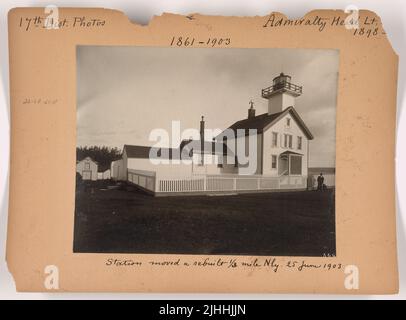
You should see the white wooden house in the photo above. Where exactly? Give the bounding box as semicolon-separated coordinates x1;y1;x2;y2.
218;73;313;178
110;73;334;195
76;156;98;181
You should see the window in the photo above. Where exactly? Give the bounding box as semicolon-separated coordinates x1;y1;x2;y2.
84;162;90;170
272;132;278;147
286;118;291;127
284;134;293;148
271;155;277;169
297;136;302;150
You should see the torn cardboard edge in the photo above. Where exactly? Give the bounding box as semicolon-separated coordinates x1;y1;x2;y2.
6;7;399;293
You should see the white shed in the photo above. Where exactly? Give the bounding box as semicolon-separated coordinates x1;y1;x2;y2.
76;156;98;181
111;158;126;181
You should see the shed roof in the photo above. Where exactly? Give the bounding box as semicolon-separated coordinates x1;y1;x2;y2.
123;141;229;160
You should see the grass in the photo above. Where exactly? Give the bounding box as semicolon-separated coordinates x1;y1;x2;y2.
73;180;335;256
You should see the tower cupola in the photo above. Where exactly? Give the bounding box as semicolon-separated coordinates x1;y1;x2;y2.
261;73;302;115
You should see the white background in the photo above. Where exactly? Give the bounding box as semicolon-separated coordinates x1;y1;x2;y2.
0;0;405;300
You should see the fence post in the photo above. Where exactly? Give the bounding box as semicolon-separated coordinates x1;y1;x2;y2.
233;178;237;191
203;175;207;191
257;177;260;190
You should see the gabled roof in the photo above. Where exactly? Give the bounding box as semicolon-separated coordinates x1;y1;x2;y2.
123;141;230;160
219;107;313;140
227;111;282;133
77;156;98;164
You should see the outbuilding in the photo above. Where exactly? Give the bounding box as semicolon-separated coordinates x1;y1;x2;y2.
76;156;98;181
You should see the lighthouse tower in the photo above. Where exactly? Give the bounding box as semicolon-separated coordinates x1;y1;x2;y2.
261;73;302;115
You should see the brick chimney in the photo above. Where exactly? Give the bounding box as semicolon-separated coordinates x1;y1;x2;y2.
248;100;256;118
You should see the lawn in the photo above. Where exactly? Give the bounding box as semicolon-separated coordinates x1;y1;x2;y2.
73;181;336;256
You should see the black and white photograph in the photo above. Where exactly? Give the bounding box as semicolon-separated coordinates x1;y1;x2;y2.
74;46;338;256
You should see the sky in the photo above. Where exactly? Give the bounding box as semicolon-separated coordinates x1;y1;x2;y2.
77;47;339;167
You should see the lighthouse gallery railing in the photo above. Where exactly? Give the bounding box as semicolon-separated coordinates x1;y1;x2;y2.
261;81;302;98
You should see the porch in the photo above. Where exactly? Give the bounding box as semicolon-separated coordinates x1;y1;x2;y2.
278;151;304;176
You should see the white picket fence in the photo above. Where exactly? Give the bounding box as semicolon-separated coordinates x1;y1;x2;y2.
157;175;307;193
159;178;205;193
127;169;314;194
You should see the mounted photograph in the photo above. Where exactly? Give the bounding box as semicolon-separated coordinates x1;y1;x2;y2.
74;46;338;256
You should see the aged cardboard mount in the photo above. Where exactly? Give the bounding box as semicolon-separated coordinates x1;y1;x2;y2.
7;7;398;293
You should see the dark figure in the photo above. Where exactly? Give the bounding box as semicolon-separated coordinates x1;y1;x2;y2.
317;173;324;191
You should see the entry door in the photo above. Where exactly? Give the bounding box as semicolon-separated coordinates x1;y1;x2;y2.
278;156;288;175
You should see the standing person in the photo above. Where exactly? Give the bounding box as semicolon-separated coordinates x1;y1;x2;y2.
317;173;324;191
